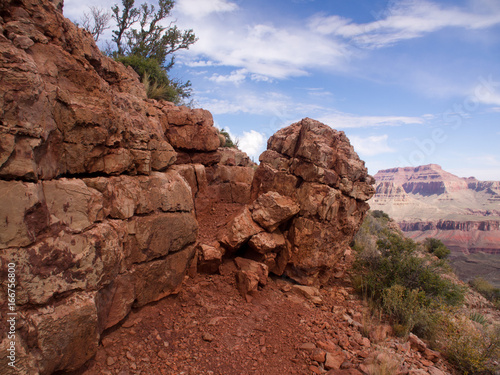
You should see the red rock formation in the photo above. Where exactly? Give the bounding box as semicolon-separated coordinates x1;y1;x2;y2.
0;0;375;373
0;0;218;373
370;164;500;258
216;118;375;285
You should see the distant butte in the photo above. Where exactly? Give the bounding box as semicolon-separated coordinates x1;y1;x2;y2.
370;164;500;286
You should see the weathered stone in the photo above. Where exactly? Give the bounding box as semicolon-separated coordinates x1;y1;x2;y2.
218;208;264;250
428;367;446;375
125;212;198;265
165;109;220;152
310;348;327;363
0;180;48;249
149;140;176;171
409;333;427;352
85;171;194;220
250;118;374;284
296;182;341;222
0;136;41;180
132;244;196;307
248;230;286;254
218;147;254;167
0;335;38;375
250;191;300;232
0;222;124;305
292;285;322;304
170;164;207;198
42;178;104;232
95;274;135;333
325;351;346;370
28;292;99;375
197;243;224;274
234;257;269;286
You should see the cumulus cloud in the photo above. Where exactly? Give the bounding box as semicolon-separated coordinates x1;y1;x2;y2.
176;0;238;19
208;69;248;85
176;16;350;80
349;135;395;156
309;0;500;48
237;130;267;160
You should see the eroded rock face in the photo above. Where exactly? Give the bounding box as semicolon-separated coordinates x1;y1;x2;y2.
218;118;375;285
0;0;221;373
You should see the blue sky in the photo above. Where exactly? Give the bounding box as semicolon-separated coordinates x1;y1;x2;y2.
64;0;500;180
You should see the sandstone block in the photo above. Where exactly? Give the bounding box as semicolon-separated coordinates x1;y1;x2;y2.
0;180;48;249
325;351;346;370
125;212;198;265
234;257;269;286
28;292;99;375
132;244;196;307
0;222;124;305
197;243;224;274
248;230;286;254
218;208;264;250
42;178;104;232
250;191;300;232
95;274;135;333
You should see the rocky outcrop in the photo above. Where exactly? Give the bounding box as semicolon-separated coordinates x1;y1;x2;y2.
0;0;376;373
0;0;222;373
217;118;375;285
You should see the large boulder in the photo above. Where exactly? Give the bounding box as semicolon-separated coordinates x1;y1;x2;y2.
251;118;375;284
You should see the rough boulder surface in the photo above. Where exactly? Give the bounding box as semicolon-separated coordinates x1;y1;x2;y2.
0;0;379;373
245;118;375;285
0;0;216;373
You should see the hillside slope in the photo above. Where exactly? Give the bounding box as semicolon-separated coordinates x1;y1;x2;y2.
370;164;500;286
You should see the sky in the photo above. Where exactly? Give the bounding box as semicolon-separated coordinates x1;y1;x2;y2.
63;0;500;180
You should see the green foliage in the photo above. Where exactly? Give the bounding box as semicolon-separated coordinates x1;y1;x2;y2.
425;238;451;259
353;211;499;374
439;316;500;374
352;211;465;338
109;0;196;104
115;55;191;103
469;311;487;326
371;210;390;220
219;129;238;148
470;277;500;306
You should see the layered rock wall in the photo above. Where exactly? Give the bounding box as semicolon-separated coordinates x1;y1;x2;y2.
0;1;217;373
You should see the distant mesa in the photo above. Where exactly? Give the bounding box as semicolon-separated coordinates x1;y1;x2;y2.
370;164;500;287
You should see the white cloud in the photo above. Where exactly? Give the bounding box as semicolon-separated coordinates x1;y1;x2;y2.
309;0;500;48
208;69;248;85
176;0;238;19
349;135;395;156
316;112;424;128
177;17;350;80
198;92;291;116
237;130;267;160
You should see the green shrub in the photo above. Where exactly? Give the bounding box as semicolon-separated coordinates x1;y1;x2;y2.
425;238;451;259
372;210;390;220
352;212;465;339
219;129;238;148
470;277;500;305
115;54;191;103
439;316;500;374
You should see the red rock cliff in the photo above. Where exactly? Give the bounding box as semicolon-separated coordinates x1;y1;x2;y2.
0;0;375;373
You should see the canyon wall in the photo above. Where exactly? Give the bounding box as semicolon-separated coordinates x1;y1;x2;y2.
370;164;500;255
0;0;374;373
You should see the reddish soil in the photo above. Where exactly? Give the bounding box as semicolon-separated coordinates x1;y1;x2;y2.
67;199;459;375
68;260;457;375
